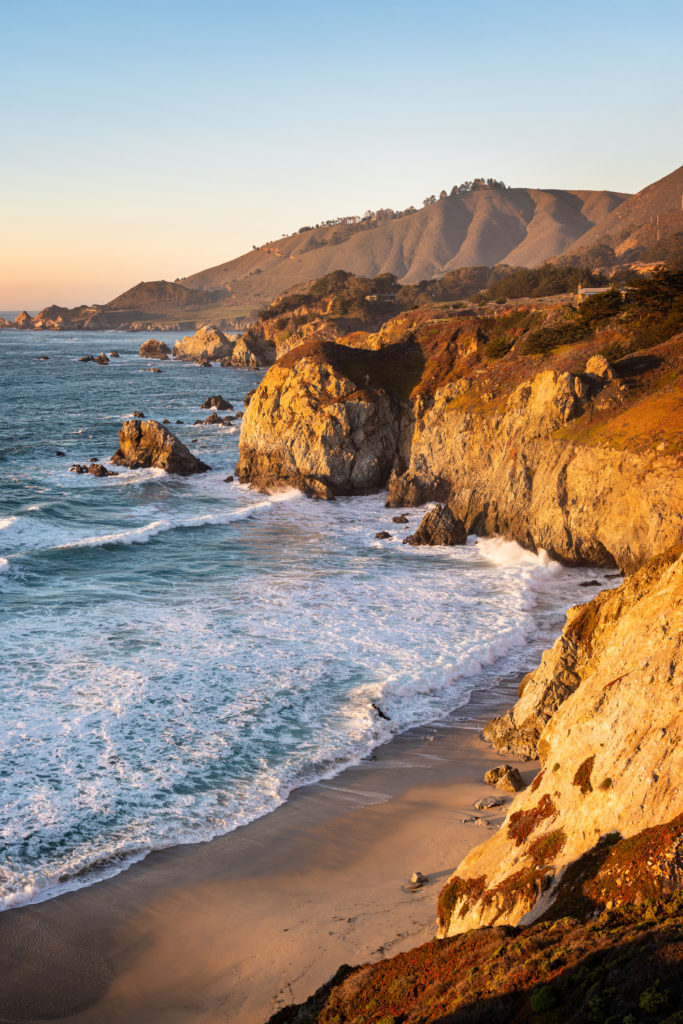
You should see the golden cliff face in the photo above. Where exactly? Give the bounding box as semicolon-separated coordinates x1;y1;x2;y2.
438;547;683;937
237;328;683;570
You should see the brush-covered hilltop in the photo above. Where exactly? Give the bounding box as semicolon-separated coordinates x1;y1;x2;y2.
7;165;681;333
257;272;683;1021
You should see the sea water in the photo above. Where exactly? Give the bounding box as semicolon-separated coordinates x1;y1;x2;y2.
0;330;614;909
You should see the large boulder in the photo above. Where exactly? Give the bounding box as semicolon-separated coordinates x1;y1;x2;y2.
139;338;170;359
111;420;210;475
173;326;235;362
237;348;400;496
403;504;467;546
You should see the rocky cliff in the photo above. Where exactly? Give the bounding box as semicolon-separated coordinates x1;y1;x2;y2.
437;546;682;937
237;295;683;570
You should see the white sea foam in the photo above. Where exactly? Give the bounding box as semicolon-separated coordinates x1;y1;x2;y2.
1;347;608;913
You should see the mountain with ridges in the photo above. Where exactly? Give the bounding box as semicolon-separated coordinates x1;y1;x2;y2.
179;186;626;308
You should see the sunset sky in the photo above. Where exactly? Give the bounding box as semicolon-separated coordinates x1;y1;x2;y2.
2;0;681;309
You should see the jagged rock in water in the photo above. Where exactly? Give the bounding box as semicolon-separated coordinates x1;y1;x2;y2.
111;420;210;475
138;338;170;359
237;350;399;496
109;351;120;358
200;395;233;411
392;513;409;524
375;531;392;539
94;352;109;364
403;504;467;546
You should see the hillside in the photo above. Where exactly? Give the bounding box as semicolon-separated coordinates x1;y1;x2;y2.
9;166;683;333
180;186;626;308
565;163;683;263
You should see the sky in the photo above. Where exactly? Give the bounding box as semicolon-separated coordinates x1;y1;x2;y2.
2;0;682;309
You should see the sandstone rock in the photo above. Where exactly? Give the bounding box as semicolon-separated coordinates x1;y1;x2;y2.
585;353;616;381
438;547;683;938
483;545;683;760
109;351;120;358
201;395;233;411
132;411;145;419
139;338;170;359
94;352;109;365
195;356;212;367
69;464;85;473
173;326;234;362
111;420;211;475
237;350;400;496
392;513;409;524
410;871;428;885
230;337;261;369
484;765;526;792
79;355;95;362
203;412;227;425
375;531;392;539
403;504;467;546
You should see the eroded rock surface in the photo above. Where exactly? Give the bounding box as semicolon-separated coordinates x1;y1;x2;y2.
237;348;401;495
403;504;466;546
139;338;170;359
111;420;210;475
438;547;683;937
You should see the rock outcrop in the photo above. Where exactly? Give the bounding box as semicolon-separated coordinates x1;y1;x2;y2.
437;546;683;938
237;344;406;495
173;325;274;367
173;326;236;362
238;326;683;571
139;338;170;359
111;420;210;475
403;504;467;546
200;395;232;410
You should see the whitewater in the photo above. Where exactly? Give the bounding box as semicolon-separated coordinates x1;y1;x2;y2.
0;329;617;910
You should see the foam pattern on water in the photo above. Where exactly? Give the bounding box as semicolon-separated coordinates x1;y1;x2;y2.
0;330;616;908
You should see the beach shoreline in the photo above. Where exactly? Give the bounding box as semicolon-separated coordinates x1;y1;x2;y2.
0;677;536;1024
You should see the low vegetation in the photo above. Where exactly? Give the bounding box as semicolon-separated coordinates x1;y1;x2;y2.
271;819;683;1024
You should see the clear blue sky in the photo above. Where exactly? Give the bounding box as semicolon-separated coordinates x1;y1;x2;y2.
2;0;681;308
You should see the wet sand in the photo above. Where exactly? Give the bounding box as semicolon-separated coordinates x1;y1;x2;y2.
0;688;535;1024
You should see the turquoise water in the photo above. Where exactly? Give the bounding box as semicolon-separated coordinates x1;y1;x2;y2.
0;329;613;909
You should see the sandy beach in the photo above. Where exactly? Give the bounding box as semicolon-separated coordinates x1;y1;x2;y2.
0;682;535;1024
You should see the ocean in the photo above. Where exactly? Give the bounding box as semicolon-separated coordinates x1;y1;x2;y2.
0;329;614;910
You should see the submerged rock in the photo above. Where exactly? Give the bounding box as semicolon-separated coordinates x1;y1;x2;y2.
111;420;211;475
403;504;467;546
